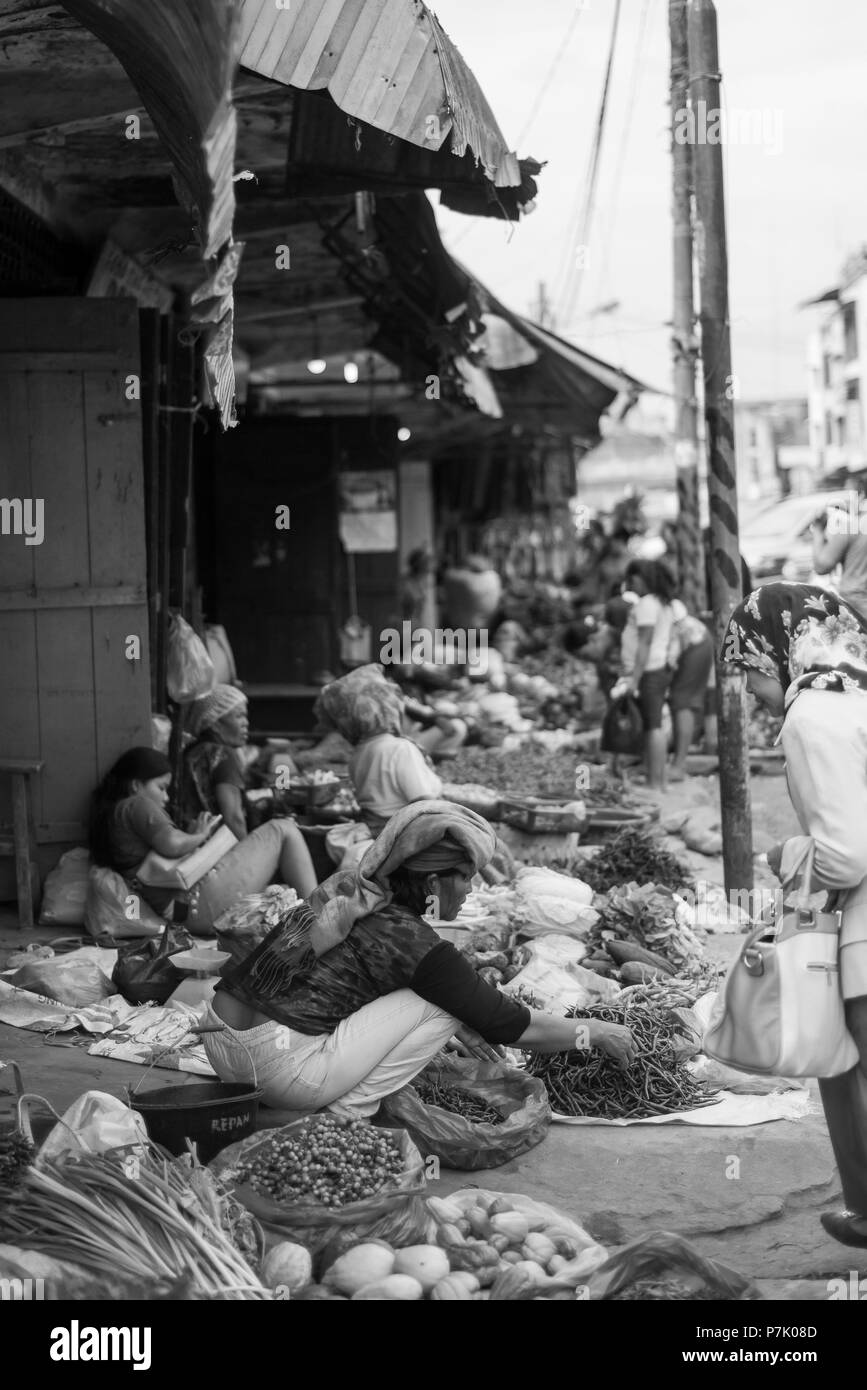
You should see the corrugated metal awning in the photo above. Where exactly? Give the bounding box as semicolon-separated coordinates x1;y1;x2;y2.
62;0;244;428
238;0;521;187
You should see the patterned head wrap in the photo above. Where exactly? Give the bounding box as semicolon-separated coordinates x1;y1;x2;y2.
188;683;247;739
721;583;867;710
314;664;404;744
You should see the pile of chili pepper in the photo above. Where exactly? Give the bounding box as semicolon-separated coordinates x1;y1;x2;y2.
524;1002;719;1121
413;1077;505;1126
0;1131;35;1190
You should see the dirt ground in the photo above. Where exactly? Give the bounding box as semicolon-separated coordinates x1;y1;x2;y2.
1;766;860;1301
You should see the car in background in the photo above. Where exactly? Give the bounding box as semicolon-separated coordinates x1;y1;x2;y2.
739;490;851;585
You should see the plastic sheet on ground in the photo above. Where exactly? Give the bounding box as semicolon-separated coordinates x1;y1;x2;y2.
550;1084;814;1127
0;980;215;1076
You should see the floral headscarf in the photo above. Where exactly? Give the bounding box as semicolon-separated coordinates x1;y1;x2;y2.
721;583;867;710
314;664;404;744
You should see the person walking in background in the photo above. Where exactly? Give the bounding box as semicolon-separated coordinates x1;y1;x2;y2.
611;559;677;792
721;583;867;1249
667;600;714;781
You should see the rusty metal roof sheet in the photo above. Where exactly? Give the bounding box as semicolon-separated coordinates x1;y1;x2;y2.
238;0;521;187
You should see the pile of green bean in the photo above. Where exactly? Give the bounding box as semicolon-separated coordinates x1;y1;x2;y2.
413;1077;505;1126
524;1002;719;1121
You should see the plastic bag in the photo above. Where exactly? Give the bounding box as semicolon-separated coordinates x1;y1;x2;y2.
36;1091;148;1165
600;694;644;756
210;1121;429;1260
213;884;301;962
111;926;189;1004
439;1188;608;1295
166;613;216;705
84;866;166;942
379;1058;550;1171
5;949;115;1007
39;848;91;927
502;936;621;1013
588;1231;761;1300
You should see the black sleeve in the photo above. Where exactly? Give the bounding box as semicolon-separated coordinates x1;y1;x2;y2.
409;941;531;1045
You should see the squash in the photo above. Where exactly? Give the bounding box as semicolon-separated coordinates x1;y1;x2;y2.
393;1245;450;1292
490;1212;530;1243
436;1223;467;1249
426;1196;464;1225
352;1275;424;1301
466;1206;494;1240
323;1244;396;1297
261;1241;313;1294
522;1234;557;1265
429;1274;477;1301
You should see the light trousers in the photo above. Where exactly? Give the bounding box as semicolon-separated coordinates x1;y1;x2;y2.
202;989;456;1119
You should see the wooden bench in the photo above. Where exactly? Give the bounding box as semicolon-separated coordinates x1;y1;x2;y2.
0;759;44;930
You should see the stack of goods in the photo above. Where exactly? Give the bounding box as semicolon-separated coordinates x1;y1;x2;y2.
507;653;605;730
585;881;708;980
256;1190;607;1301
0;1145;267;1299
446;745;637;808
525;1001;718;1121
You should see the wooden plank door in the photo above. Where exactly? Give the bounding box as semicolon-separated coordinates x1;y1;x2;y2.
0;298;152;890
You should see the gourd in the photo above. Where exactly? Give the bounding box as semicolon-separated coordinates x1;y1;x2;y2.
323;1243;396;1296
351;1275;424;1301
489;1212;530;1243
429;1273;479;1301
392;1245;450;1291
261;1241;313;1294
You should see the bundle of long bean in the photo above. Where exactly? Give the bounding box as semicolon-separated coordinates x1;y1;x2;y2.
412;1077;505;1126
525;1002;720;1120
0;1146;268;1300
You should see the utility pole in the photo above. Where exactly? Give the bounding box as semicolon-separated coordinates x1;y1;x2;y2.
669;0;705;615
535;281;552;328
687;0;752;893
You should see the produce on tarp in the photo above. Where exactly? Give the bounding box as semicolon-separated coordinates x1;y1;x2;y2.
0;1146;267;1299
525;1001;719;1121
578;826;693;895
379;1058;550;1170
444;745;637;807
591;882;708;977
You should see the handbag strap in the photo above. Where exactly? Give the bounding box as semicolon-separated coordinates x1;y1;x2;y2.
781;840;817;910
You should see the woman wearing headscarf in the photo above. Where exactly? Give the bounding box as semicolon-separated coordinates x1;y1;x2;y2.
202;801;635;1116
722;582;867;1248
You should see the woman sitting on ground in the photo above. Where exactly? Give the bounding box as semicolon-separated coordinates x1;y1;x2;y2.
90;745;316;937
202;801;635;1116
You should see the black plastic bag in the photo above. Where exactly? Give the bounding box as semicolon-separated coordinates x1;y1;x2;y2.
111;924;191;1005
589;1232;761;1300
379;1057;551;1171
600;694;644;756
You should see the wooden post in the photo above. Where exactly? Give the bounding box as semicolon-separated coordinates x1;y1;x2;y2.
687;0;752;893
139;309;162;710
669;0;705;613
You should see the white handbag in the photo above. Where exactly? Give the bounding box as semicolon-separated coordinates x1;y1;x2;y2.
136;824;238;892
703;846;858;1079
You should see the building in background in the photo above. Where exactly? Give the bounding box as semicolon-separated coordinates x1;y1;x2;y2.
805;247;867;481
733;399;810;508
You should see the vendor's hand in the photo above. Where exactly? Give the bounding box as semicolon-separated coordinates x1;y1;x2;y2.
590;1021;636;1070
447;1026;505;1064
611;679;634;701
193;812;220;838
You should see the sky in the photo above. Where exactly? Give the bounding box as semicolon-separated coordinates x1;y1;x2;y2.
430;0;867;403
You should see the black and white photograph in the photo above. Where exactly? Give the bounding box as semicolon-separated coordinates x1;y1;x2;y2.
0;0;865;1354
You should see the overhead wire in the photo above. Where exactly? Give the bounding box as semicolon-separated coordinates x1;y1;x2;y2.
446;2;588;253
555;0;625;331
586;0;656;340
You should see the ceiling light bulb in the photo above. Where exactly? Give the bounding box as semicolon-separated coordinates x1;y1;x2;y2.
307;358;327;375
397;427;412;442
343;362;359;384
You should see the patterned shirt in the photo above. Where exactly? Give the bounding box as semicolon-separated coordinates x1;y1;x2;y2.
218;902;530;1045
